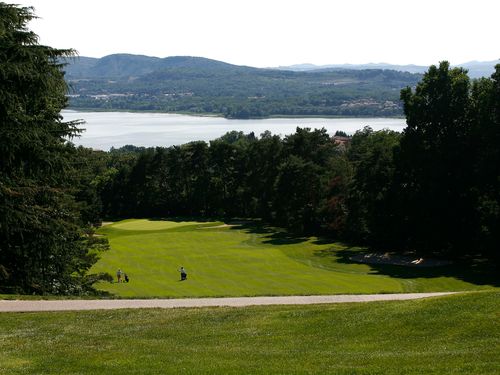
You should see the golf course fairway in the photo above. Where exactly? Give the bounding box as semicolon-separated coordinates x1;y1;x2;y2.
90;219;494;297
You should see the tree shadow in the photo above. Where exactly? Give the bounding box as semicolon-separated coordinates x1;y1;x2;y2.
319;246;499;287
261;231;310;245
312;237;342;246
228;221;310;245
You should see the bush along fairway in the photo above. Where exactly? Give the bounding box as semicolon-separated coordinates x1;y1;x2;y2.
88;219;497;298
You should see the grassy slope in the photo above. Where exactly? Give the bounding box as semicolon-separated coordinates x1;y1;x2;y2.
90;219;496;298
0;292;498;374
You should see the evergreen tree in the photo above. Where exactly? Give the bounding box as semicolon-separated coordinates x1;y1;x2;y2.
0;3;109;294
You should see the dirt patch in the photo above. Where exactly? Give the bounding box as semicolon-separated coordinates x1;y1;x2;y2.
100;222;114;226
350;253;452;267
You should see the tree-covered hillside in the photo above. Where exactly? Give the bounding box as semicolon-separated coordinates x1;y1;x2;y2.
65;55;421;118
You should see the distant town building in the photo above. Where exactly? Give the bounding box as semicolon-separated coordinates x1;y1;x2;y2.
332;135;351;151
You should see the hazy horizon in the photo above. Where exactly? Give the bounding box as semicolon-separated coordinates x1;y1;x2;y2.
15;0;500;68
70;53;499;69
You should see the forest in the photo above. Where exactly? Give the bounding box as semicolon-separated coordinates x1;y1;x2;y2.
0;3;499;295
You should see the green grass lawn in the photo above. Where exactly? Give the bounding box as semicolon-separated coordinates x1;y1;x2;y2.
0;291;498;374
89;219;497;298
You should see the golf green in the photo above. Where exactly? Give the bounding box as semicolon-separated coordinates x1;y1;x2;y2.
91;219;494;297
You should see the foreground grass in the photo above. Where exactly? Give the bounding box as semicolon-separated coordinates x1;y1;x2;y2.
0;292;498;374
89;219;496;298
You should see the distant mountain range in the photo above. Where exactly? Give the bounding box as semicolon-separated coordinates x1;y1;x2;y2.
275;60;500;79
61;54;493;118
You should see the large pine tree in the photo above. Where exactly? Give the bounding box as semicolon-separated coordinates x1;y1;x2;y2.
0;3;108;294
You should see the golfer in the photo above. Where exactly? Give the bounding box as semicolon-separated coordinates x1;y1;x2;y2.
179;267;187;281
116;269;122;283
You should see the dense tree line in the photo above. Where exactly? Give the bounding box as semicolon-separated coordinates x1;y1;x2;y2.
95;129;336;233
94;127;401;242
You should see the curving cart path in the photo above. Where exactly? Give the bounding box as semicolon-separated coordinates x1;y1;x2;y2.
0;292;459;312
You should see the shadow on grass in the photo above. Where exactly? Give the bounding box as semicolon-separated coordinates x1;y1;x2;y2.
228;221;312;245
312;238;338;245
262;232;310;245
317;246;500;287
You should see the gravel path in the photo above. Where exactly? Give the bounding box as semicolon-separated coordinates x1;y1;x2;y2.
0;292;458;312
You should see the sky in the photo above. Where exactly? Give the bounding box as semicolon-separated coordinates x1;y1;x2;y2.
13;0;500;68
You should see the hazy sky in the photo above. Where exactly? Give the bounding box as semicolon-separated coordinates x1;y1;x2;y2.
14;0;500;67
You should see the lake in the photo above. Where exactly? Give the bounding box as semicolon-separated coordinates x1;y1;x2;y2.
62;110;407;150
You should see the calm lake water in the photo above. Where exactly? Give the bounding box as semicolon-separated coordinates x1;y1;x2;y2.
63;110;407;150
